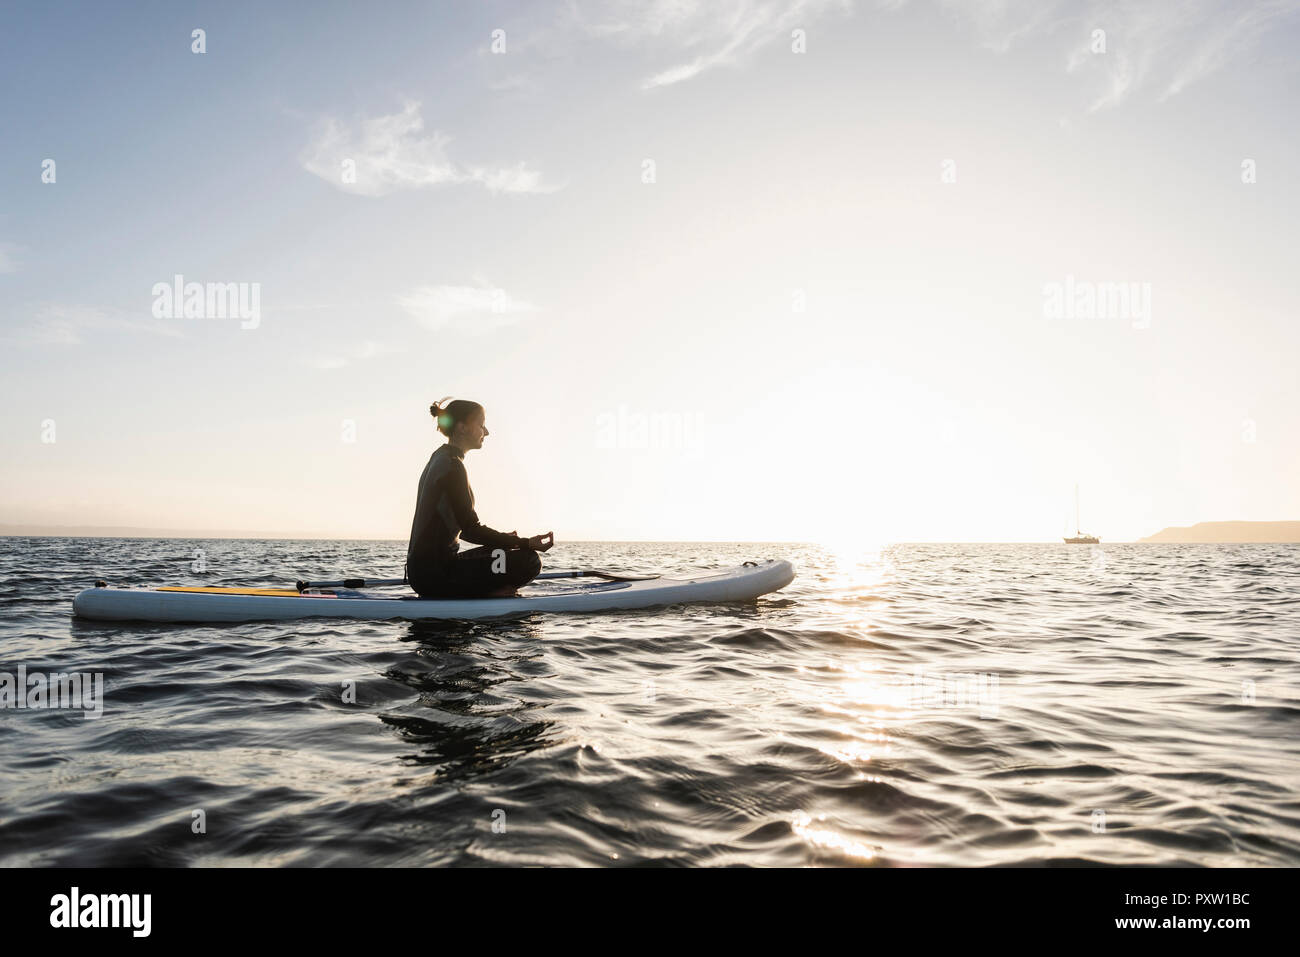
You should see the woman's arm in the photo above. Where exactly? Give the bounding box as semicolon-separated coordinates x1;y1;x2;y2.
447;462;526;548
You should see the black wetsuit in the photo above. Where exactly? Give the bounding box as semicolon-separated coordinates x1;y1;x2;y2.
405;443;541;598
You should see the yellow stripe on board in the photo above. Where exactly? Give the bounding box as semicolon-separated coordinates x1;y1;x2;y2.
157;587;320;597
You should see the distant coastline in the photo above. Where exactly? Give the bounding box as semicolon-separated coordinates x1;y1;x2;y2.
0;524;356;541
1139;521;1300;543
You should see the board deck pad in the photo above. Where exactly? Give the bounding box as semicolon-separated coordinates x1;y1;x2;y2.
158;587;323;597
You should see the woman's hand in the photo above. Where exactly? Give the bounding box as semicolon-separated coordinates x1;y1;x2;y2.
526;532;555;551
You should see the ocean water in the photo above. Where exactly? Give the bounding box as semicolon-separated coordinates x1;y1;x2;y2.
0;537;1297;867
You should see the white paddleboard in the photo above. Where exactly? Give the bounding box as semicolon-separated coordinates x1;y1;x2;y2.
72;559;795;623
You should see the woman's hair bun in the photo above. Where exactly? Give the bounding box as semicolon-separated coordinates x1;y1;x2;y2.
428;396;480;438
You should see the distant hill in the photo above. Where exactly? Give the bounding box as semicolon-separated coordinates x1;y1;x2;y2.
1139;521;1300;543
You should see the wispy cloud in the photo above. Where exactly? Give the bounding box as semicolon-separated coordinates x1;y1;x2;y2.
939;0;1300;109
488;72;543;96
302;339;393;370
563;0;852;89
0;242;20;274
1155;0;1298;101
300;101;557;197
558;0;1296;106
469;162;552;193
397;283;540;334
2;304;184;346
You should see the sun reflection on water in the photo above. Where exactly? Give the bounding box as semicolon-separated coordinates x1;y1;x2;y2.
817;537;896;577
791;810;879;861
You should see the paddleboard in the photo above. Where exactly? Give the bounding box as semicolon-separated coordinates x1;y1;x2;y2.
72;559;795;623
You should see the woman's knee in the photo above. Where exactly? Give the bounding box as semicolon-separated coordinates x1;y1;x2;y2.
518;549;542;579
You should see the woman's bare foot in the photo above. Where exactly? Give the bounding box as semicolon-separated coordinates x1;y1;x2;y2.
484;585;519;598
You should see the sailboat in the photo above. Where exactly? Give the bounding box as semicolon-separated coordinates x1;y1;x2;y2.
1064;484;1100;544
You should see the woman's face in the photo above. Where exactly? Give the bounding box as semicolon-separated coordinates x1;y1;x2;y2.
457;408;489;450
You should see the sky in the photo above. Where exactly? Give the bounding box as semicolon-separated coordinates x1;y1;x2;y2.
1;0;1298;544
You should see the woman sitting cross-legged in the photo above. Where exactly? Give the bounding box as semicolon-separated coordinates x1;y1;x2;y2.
405;396;553;599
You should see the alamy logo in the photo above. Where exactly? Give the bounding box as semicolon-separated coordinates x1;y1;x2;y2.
595;405;704;449
1042;275;1151;329
49;887;151;937
906;670;1000;718
151;274;261;329
0;666;104;719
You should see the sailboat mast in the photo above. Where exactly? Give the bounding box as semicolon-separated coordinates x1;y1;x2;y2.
1075;484;1080;534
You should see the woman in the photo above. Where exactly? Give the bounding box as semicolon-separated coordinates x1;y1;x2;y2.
405;397;553;598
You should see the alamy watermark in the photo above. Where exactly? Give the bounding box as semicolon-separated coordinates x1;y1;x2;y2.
899;669;1000;718
1043;275;1151;329
595;405;705;449
0;665;104;719
49;887;150;937
151;274;261;329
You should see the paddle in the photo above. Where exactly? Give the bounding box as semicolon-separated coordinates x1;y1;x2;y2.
535;570;660;582
296;568;659;591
